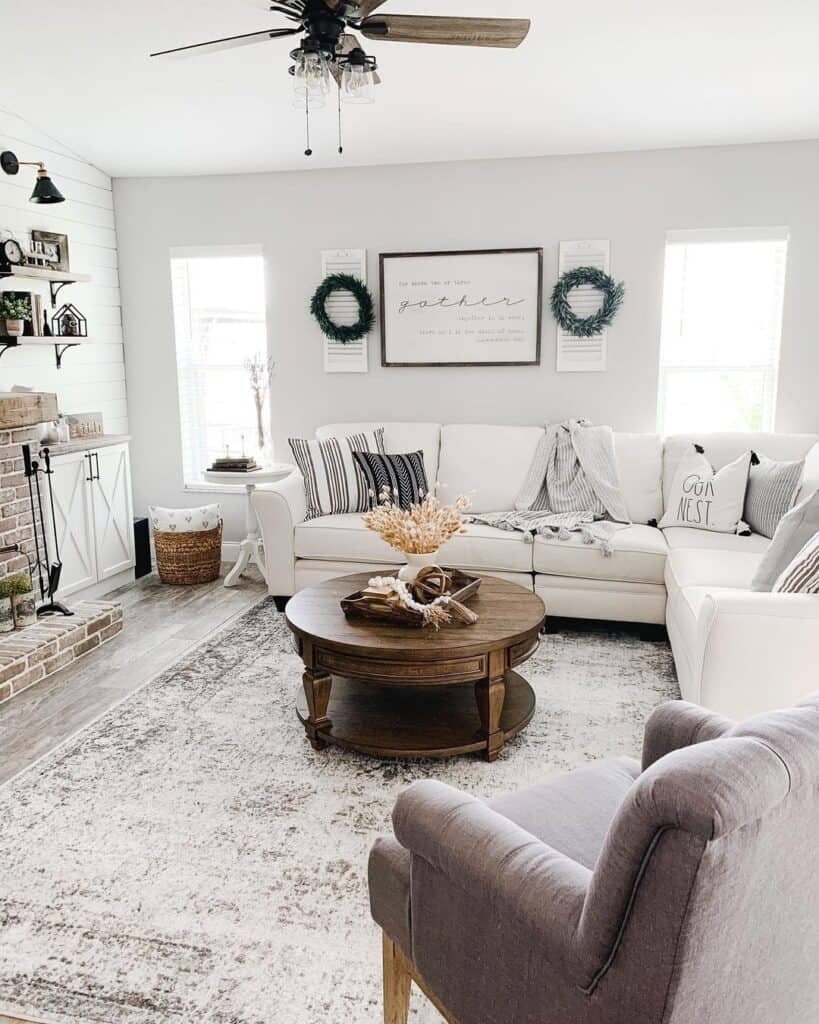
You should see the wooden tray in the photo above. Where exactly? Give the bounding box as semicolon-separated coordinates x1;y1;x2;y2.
341;568;481;628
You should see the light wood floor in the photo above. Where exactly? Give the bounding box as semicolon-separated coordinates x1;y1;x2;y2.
0;567;267;787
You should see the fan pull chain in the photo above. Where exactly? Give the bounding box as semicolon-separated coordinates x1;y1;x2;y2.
304;89;312;157
337;83;344;155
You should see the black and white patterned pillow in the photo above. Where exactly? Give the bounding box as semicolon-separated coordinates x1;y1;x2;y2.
289;428;385;520
744;454;805;539
353;450;429;511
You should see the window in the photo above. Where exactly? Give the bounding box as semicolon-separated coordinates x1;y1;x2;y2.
170;247;269;486
657;228;788;434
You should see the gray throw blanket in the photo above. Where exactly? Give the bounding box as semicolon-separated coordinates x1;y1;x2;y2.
470;420;630;556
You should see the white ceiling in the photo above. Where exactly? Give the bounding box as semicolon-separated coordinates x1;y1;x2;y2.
6;0;819;178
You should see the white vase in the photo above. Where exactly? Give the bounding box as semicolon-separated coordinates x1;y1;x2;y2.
12;592;37;628
0;597;13;633
5;319;24;338
397;551;441;582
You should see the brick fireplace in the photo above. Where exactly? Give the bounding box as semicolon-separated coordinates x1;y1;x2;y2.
0;397;123;706
0;424;41;580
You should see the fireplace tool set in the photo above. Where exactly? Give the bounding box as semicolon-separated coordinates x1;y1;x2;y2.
21;443;73;617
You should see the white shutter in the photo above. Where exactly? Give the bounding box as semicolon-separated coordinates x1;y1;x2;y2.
555;239;610;373
321;249;369;374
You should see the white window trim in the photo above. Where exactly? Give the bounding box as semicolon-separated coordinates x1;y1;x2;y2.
666;226;790;246
170;243;264;259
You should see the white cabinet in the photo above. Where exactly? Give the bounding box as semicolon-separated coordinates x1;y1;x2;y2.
49;442;135;597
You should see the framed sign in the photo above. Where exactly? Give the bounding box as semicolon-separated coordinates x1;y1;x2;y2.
380;248;542;367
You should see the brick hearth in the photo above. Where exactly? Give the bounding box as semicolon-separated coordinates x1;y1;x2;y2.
0;601;123;705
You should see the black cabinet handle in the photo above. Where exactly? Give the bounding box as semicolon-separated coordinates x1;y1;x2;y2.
93;452;100;481
85;453;93;482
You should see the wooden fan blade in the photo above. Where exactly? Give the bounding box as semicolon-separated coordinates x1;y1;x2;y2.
150;26;299;58
338;31;362;55
360;15;530;48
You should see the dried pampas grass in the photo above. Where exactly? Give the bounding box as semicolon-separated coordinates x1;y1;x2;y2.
362;487;471;554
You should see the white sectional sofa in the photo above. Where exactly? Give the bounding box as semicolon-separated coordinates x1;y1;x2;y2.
254;422;819;721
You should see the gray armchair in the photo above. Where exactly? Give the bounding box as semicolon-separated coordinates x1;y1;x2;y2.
369;695;819;1024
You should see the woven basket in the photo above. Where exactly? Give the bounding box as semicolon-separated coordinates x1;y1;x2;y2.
154;522;222;585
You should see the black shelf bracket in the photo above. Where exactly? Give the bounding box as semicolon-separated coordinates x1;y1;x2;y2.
0;338;80;368
50;280;70;305
54;342;78;369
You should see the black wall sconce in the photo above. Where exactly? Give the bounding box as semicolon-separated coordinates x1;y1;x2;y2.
0;150;65;204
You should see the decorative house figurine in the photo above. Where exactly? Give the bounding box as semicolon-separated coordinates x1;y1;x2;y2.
52;302;87;338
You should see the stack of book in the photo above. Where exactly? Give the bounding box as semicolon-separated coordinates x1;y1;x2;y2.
208;456;260;473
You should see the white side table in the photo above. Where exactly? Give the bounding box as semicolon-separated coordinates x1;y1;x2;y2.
203;463;295;588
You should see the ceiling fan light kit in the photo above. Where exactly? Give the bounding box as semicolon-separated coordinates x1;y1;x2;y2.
150;1;531;157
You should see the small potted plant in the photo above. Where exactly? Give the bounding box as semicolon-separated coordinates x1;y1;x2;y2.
1;572;37;628
0;295;31;338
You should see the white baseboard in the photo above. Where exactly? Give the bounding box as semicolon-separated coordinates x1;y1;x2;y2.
62;568;136;602
221;542;241;561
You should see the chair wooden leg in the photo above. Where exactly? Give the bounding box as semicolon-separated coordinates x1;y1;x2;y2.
383;933;412;1024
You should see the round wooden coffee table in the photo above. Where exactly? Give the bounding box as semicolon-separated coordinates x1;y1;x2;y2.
285;573;546;762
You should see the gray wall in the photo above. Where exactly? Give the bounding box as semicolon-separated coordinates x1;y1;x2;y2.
114;140;819;541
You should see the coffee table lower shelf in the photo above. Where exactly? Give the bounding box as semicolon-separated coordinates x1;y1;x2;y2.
296;669;535;760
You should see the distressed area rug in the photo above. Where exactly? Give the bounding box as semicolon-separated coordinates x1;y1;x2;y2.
0;599;678;1024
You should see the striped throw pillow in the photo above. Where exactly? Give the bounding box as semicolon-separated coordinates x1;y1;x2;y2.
353;450;429;510
744;454;805;539
289;428;385;520
773;531;819;593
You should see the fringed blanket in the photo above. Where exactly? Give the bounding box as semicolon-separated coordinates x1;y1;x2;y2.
470;420;630;556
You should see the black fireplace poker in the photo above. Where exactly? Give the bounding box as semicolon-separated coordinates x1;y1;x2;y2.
21;443;73;617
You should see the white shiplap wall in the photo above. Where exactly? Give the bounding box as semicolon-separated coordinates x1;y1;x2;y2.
0;110;127;433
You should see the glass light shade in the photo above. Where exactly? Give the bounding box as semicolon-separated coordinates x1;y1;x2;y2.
291;52;331;108
341;64;375;104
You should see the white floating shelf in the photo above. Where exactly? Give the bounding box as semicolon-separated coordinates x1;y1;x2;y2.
2;266;92;285
0;336;88;345
0;336;85;369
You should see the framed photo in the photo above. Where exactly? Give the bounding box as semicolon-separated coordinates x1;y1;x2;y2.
380;248;542;367
31;230;70;272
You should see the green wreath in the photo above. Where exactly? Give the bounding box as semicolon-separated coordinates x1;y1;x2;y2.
550;266;625;337
310;273;375;344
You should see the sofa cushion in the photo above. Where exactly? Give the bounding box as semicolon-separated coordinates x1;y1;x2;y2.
665;547;762;593
316;422;441;489
487;757;640;870
613;433;664;524
294;514;535;573
532;524;667;585
662;526;770;555
437;424;544;513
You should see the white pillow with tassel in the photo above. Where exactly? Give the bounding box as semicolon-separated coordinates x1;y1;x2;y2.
659;445;751;534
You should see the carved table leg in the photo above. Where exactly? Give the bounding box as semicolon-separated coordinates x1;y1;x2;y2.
302;669;332;751
475;650;507;762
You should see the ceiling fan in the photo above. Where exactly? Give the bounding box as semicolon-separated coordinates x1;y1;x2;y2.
151;1;531;155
